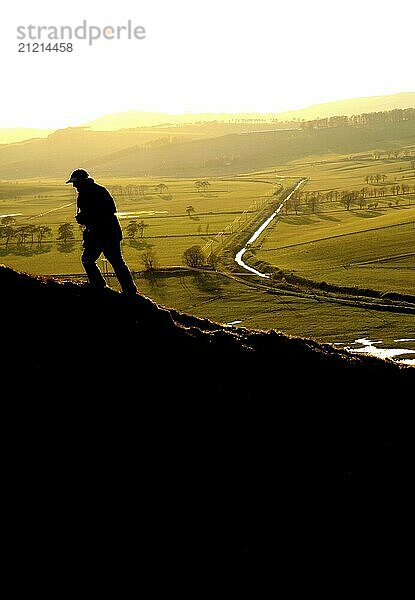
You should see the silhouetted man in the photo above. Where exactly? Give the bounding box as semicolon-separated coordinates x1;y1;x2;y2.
66;169;138;295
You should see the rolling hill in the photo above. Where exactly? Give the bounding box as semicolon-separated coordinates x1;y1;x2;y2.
0;125;204;178
0;127;54;145
84;119;415;177
84;92;415;129
274;91;415;121
1;116;415;179
1;91;413;146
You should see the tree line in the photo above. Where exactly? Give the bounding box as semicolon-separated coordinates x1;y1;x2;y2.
108;183;169;196
0;217;154;248
107;180;210;197
300;107;415;131
286;184;414;214
0;219;79;247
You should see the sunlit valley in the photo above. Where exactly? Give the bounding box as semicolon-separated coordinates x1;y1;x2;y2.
1;93;414;365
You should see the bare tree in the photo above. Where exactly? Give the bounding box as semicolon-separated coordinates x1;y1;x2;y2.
35;225;52;246
126;220;139;239
0;225;15;247
141;249;159;271
57;223;75;244
183;245;205;268
200;180;210;193
207;252;220;270
137;220;147;238
307;194;319;214
340;191;354;211
155;183;168;194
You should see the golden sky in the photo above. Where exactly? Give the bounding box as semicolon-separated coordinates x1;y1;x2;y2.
1;0;414;129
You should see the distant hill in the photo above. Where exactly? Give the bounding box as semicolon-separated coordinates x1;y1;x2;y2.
1;101;415;179
83;119;415;178
84;92;415;130
0;128;54;145
84;110;286;131
0;125;207;179
1;91;413;146
275;91;415;121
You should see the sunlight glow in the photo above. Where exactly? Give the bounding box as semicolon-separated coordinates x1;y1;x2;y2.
0;0;413;128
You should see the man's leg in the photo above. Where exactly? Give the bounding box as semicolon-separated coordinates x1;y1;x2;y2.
103;241;137;294
82;238;107;288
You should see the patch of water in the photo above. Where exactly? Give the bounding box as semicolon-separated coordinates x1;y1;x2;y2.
235;179;307;277
339;338;415;366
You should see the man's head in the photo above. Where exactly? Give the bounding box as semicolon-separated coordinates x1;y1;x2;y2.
66;169;90;189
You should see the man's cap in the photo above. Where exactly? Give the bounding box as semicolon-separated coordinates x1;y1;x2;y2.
66;169;89;184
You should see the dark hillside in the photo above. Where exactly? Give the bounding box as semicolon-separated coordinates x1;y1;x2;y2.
1;265;413;568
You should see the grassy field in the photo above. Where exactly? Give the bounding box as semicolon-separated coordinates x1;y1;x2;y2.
1;152;414;361
136;270;415;346
0;176;279;273
248;154;415;295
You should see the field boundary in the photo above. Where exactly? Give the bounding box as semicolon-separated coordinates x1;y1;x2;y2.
259;219;415;252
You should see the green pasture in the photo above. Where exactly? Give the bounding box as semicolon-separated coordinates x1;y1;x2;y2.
134;271;415;351
1;154;414;359
255;218;414;295
0;176;277;273
274;152;415;193
247;153;415;296
234;146;413;351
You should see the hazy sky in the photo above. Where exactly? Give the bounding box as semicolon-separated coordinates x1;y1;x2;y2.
0;0;414;128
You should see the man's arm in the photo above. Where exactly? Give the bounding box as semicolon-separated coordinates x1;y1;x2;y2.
75;209;87;225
